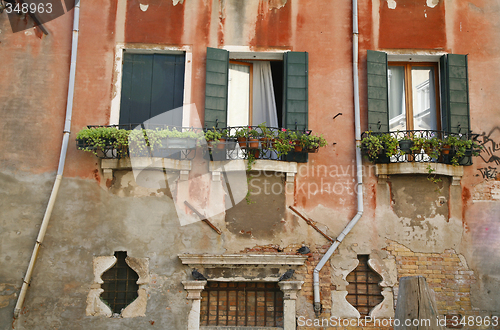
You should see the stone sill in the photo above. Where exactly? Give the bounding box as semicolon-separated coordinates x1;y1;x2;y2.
101;158;296;174
375;162;463;185
209;159;297;174
100;158;297;186
101;157;191;171
178;254;307;267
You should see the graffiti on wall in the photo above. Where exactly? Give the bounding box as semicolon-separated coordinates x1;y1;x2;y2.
476;127;500;179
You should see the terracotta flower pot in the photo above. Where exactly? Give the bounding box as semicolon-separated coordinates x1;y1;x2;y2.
217;138;226;150
248;138;259;149
237;137;247;148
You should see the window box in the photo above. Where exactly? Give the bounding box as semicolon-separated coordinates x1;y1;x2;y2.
76;125;203;160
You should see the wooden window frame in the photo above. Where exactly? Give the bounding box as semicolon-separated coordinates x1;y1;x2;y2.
388;62;441;131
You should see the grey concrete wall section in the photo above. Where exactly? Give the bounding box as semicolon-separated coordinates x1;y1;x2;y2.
0;170;225;330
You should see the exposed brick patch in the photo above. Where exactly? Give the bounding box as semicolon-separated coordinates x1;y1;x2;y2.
384;240;475;315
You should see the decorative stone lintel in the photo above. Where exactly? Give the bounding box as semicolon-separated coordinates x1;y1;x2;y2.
278;281;304;300
182;281;207;300
178;254;308;268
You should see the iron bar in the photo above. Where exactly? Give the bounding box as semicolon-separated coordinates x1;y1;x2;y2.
184;201;222;235
289;206;334;242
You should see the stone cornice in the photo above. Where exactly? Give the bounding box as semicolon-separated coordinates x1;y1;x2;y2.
178;254;307;268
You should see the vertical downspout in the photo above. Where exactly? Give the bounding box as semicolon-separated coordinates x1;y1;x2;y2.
13;1;80;318
313;0;363;315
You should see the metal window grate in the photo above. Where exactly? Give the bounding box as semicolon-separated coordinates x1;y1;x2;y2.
200;282;284;327
100;251;139;314
346;255;384;316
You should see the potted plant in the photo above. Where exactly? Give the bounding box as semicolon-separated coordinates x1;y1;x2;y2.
274;128;295;157
398;133;414;154
247;127;261;149
303;133;328;152
410;135;442;160
215;129;229;150
257;123;274;149
443;136;480;166
379;134;398;161
234;127;250;148
360;132;397;163
360;132;383;161
204;129;223;149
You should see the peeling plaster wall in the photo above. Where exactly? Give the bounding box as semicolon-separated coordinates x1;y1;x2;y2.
1;170;226;329
1;0;500;328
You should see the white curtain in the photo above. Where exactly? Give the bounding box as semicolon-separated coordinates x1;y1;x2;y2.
252;61;278;127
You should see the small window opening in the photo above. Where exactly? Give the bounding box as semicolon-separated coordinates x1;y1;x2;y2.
100;251;139;314
200;282;284;327
346;255;383;316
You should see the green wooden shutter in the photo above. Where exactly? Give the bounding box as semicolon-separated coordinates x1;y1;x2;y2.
119;53;184;127
120;53;154;125
283;51;308;131
205;48;229;129
440;54;470;134
367;50;389;132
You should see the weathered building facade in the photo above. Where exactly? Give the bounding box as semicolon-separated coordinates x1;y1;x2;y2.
1;0;500;329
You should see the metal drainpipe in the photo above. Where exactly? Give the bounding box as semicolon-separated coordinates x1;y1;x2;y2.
13;1;80;318
313;0;363;315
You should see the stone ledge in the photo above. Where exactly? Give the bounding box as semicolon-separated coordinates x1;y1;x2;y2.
209;159;297;174
101;157;192;171
376;163;464;177
178;254;307;267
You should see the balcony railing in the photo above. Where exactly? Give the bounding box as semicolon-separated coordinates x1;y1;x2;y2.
76;125;320;163
360;130;479;166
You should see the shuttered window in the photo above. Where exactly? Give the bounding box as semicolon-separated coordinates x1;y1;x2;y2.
204;48;230;129
440;54;470;134
367;51;470;135
204;48;308;131
283;51;308;131
119;53;185;127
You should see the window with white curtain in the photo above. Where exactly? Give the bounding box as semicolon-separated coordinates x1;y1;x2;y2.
227;60;282;128
388;62;439;132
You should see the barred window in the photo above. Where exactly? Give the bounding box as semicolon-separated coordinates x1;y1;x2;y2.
200;282;284;327
346;255;383;316
100;251;139;314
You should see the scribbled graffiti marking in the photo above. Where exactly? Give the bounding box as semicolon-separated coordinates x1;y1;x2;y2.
477;166;498;180
476;127;500;165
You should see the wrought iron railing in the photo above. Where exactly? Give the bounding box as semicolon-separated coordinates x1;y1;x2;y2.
77;125;313;162
360;130;478;165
